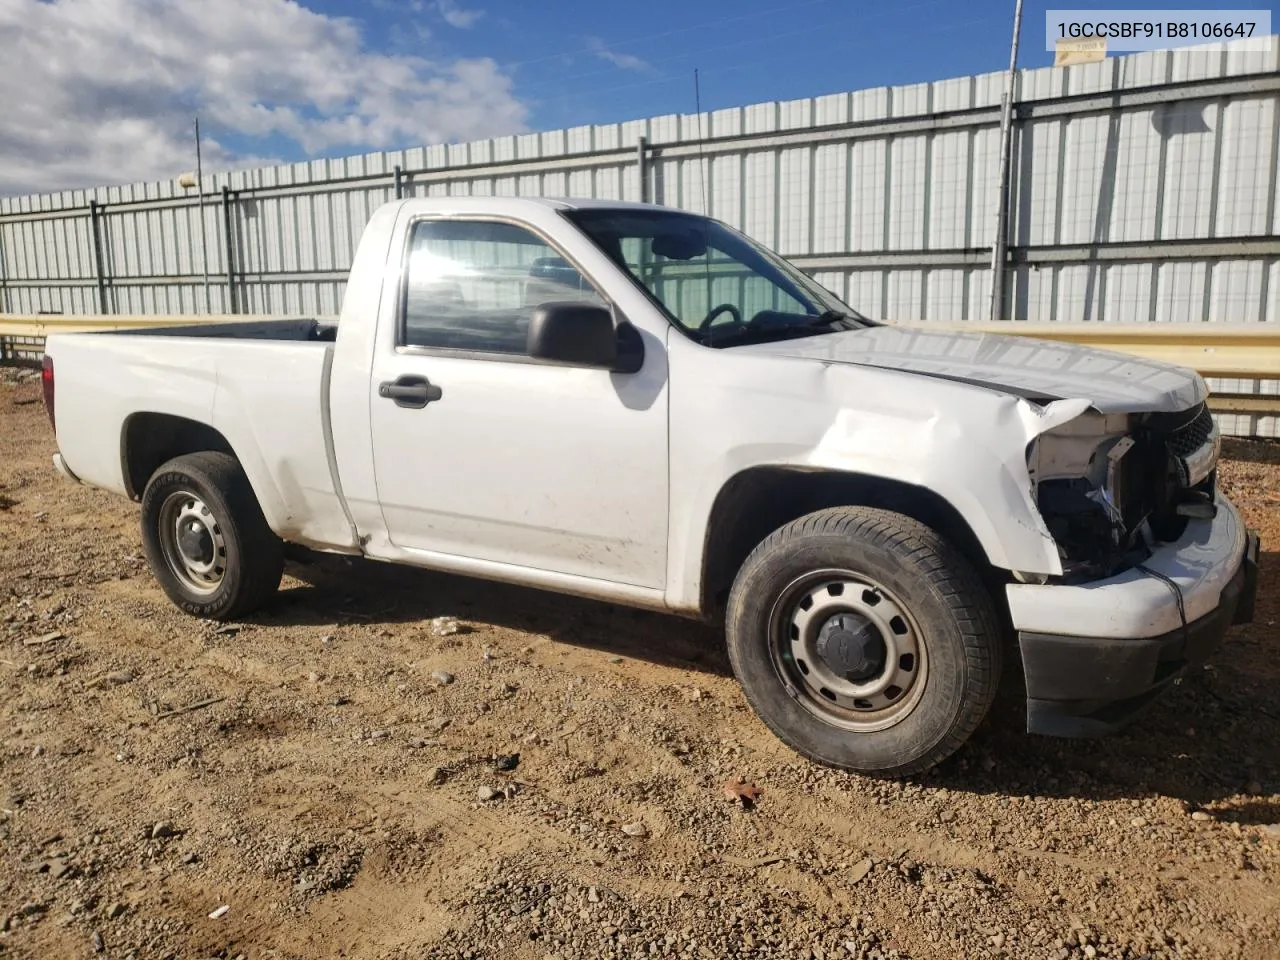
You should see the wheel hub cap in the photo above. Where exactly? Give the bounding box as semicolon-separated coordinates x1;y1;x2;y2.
178;520;214;566
157;492;227;595
815;612;886;682
769;572;929;733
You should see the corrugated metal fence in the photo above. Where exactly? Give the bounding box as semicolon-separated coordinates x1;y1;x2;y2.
1;39;1277;428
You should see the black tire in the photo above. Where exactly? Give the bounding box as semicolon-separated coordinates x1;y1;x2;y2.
725;506;1002;777
140;452;284;621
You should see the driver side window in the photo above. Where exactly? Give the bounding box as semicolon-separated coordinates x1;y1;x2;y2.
401;219;607;355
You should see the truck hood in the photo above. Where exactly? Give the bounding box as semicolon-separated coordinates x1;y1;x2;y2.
732;324;1207;414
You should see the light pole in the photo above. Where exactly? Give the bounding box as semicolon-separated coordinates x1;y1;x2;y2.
177;116;212;313
990;0;1025;323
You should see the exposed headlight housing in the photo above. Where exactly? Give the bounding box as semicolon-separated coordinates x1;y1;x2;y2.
1027;403;1219;582
1028;412;1136;579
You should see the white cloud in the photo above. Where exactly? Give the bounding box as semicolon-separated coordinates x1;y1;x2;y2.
436;0;483;29
585;36;653;73
0;0;526;197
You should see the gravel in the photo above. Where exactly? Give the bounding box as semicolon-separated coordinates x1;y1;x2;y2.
1;384;1279;960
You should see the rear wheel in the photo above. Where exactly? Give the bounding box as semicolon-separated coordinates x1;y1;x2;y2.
725;506;1001;777
140;452;283;620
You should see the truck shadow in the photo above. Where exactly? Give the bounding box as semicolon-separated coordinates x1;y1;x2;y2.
931;545;1280;808
264;547;1279;809
933;649;1280;808
267;550;732;677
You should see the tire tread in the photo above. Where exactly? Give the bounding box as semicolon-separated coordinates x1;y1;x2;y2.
726;506;1002;777
141;452;283;621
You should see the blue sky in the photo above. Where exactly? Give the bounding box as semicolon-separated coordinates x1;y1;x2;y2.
0;0;1270;195
347;0;1035;134
321;0;1263;130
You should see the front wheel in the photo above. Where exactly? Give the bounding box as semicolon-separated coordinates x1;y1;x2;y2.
725;507;1002;777
140;452;284;621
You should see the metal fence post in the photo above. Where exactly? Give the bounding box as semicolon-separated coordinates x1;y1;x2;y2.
220;186;236;314
88;200;110;314
0;222;8;316
394;164;404;200
636;136;648;204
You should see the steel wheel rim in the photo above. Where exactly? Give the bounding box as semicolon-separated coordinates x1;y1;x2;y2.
157;491;227;595
768;568;929;733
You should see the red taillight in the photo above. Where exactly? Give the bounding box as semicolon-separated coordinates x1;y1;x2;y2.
41;355;55;433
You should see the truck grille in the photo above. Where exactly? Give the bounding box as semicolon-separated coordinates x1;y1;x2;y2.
1166;403;1216;459
1163;403;1220;487
1131;401;1218;542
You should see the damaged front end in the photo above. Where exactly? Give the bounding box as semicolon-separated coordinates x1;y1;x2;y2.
1028;402;1221;582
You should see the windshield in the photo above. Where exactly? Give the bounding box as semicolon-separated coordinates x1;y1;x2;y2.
564;208;871;347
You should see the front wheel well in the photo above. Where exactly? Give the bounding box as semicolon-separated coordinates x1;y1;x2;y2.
700;467;998;617
122;413;235;500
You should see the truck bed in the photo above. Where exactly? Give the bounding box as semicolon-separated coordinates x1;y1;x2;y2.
47;327;356;552
96;317;338;342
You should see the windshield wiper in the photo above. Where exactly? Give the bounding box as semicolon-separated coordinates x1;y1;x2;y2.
808;309;864;329
703;311;852;348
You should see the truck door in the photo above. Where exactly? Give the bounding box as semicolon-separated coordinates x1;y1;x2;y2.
366;214;669;589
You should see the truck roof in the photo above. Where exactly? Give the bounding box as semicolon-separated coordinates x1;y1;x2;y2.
395;196;687;215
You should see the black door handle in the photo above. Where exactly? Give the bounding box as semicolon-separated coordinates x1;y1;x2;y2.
378;375;443;409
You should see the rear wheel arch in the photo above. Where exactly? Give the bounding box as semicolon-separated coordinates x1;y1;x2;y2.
699;466;999;618
121;413;236;500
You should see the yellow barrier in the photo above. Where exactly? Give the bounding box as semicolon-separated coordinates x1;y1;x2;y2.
0;314;314;337
943;322;1280;380
911;322;1280;417
2;314;1278;416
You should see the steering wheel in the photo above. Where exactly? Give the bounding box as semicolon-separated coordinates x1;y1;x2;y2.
699;302;743;331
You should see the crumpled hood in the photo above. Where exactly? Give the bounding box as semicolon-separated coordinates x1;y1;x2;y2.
732;324;1207;413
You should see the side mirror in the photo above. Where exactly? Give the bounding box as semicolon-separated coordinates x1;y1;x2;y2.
528;302;626;370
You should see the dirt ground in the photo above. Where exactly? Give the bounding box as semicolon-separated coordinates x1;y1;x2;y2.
1;369;1279;960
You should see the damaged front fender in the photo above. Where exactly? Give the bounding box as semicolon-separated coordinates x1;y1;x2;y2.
667;341;1110;612
806;386;1093;578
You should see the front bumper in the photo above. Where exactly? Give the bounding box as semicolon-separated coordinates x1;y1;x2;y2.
1007;494;1259;737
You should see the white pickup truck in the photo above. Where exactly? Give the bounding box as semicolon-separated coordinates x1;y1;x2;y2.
42;197;1258;776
